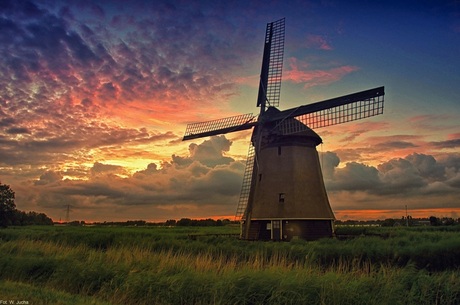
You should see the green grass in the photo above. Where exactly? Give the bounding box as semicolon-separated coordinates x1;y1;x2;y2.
0;225;459;304
0;280;111;305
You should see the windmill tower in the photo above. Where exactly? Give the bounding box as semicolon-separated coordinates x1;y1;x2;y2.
183;18;384;241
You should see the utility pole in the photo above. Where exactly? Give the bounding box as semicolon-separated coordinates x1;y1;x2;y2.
65;205;70;223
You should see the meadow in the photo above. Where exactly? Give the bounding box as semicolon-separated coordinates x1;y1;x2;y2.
0;225;459;305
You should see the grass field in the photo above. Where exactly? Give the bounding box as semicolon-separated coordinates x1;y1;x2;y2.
1;225;459;304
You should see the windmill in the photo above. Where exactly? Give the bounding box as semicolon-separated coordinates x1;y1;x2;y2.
183;18;384;241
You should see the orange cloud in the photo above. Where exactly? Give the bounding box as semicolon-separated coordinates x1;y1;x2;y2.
284;58;359;88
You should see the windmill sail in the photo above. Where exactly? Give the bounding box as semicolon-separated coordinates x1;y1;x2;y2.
257;18;285;111
183;113;257;141
274;86;384;135
235;144;256;220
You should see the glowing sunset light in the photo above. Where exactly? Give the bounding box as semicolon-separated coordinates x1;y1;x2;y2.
0;1;459;223
335;208;460;221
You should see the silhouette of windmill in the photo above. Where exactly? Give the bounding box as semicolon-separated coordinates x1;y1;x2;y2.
183;18;384;241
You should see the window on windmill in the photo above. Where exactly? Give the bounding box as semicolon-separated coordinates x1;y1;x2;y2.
279;193;285;204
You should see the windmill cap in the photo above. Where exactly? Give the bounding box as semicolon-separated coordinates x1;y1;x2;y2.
262;107;323;147
280;118;323;146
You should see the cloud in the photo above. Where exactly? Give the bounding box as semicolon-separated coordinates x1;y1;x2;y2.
2;0;458;222
23;139;459;220
320;151;340;180
6;127;30;134
34;171;63;186
284;57;359;88
186;135;234;167
0;0;262;220
0;0;252;146
328;161;381;192
324;151;460;210
431;138;460;149
16;136;244;219
305;34;333;50
408;114;458;132
0;120;176;167
8;132;460;221
0;0;268;187
90;162;127;177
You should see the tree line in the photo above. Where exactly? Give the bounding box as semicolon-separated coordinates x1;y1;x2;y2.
0;182;53;227
90;218;235;227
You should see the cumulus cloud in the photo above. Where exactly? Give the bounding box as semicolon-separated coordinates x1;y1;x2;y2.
323;151;460;210
18;136;244;219
34;171;64;186
21;137;460;221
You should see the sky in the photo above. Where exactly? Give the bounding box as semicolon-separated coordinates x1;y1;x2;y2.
1;0;459;222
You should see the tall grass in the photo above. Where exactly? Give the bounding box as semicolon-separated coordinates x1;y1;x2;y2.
1;226;460;304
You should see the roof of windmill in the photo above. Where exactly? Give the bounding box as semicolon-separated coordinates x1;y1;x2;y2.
263;107;322;146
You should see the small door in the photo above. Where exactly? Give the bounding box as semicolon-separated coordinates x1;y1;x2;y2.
272;220;281;241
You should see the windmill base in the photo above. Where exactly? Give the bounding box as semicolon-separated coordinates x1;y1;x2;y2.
242;219;334;241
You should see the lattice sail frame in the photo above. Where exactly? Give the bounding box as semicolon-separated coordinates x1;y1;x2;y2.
298;95;384;128
277;95;384;135
257;18;285;110
235;144;256;219
264;18;285;108
183;113;257;140
274;87;385;135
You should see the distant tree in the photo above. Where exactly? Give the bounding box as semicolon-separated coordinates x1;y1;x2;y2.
165;219;177;226
126;220;146;226
11;211;53;226
221;219;233;225
429;216;440;226
177;218;195;226
443;218;455;226
0;182;16;228
381;218;396;227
